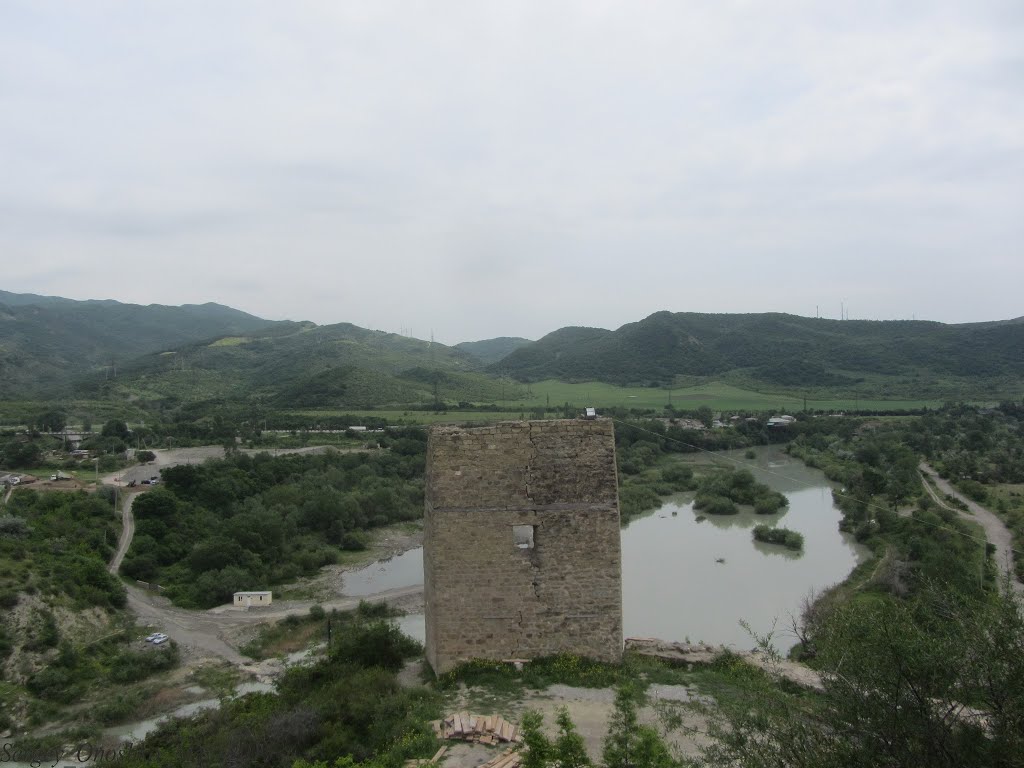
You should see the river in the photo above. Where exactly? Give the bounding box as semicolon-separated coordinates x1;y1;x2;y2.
345;445;868;651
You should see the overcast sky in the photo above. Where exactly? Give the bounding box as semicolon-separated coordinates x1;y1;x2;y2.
2;2;1021;344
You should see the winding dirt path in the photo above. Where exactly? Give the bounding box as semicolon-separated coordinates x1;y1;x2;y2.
919;462;1023;597
108;489;139;574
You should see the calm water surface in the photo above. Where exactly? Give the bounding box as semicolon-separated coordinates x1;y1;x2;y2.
369;446;868;651
622;446;868;649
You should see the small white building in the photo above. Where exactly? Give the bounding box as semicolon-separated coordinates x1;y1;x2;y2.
233;591;272;608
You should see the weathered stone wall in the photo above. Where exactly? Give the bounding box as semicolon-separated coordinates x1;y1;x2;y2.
424;419;623;674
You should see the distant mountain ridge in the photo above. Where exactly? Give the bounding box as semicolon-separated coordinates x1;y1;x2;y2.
0;291;276;397
4;292;1022;406
490;311;1024;394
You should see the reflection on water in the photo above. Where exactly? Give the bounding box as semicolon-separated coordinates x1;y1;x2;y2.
354;447;868;652
392;613;425;642
342;548;424;595
622;447;868;649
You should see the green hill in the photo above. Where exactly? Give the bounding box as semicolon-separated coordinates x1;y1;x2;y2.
455;336;533;365
0;292;276;398
97;322;521;408
490;312;1024;397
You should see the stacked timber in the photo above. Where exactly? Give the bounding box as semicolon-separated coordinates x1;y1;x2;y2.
431;712;525;746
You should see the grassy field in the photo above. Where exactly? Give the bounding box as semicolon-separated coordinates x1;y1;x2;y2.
283;409;526;425
494;380;944;413
283;380;945;425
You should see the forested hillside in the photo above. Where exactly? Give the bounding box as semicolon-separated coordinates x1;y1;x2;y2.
0;292;275;397
454;336;532;365
491;311;1024;396
96;322;522;408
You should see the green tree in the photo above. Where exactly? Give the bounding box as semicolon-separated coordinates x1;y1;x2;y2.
554;707;593;768
701;585;1024;768
36;409;66;432
603;684;677;768
101;419;130;440
519;710;552;768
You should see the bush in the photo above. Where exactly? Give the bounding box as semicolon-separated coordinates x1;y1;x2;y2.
752;524;804;551
618;484;663;520
341;531;369;551
753;492;788;515
661;463;696;490
108;645;180;683
331;620;421;671
695;494;738;515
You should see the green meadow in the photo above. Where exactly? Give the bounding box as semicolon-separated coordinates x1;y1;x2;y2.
515;380;944;413
285;381;948;424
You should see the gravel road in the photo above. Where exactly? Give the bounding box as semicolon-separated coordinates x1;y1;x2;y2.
920;462;1023;597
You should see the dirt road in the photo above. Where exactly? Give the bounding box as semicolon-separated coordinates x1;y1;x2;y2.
103;444;355;486
123;582;425;665
108;490;140;574
919;462;1023;597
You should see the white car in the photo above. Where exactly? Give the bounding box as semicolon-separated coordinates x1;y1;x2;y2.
151;636;169;645
145;632;168;643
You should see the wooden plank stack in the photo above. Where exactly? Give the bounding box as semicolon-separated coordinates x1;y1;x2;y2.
404;713;525;768
430;711;525;746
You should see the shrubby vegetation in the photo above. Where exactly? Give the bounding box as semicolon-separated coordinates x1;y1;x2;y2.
694;469;788;516
752;524;803;551
700;583;1024;768
0;488;168;730
105;609;437;768
0;489;125;609
122;437;426;607
25;637;179;705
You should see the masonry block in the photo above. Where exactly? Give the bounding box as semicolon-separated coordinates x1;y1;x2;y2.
423;419;623;674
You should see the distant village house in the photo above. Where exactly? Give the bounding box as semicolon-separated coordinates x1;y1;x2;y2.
233;591;272;608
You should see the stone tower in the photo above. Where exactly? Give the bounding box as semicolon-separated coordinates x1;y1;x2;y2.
423;419;623;674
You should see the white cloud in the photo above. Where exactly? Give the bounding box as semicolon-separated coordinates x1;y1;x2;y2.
1;1;1021;342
